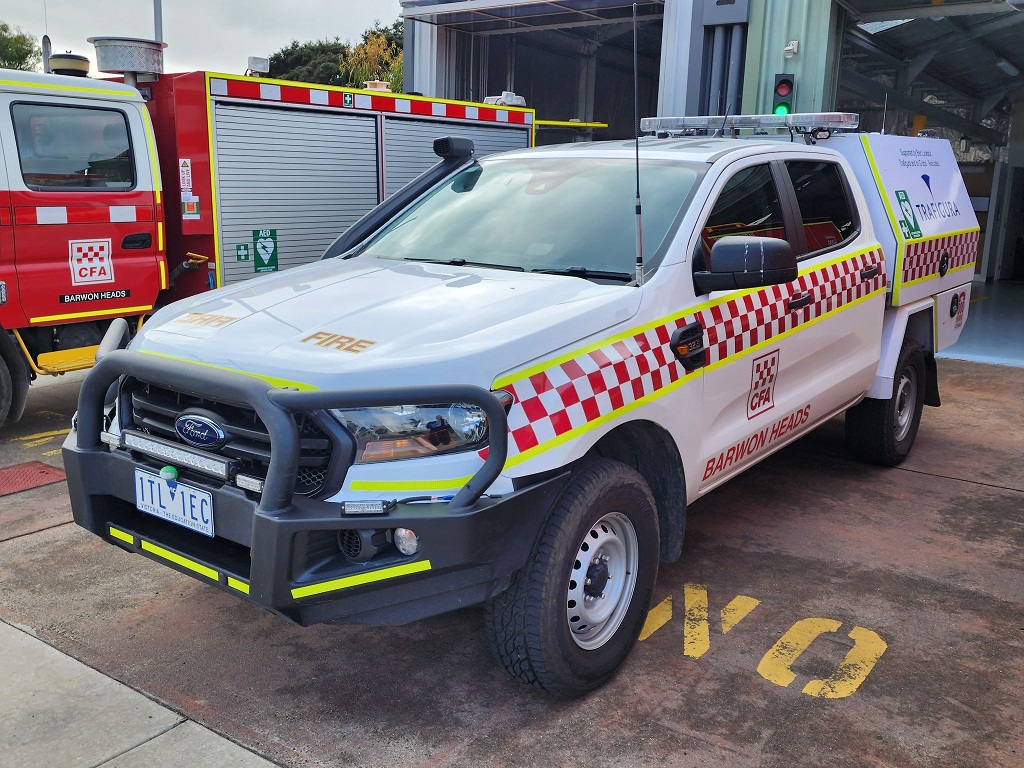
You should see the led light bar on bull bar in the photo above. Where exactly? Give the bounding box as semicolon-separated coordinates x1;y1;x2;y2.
641;112;860;133
122;430;235;481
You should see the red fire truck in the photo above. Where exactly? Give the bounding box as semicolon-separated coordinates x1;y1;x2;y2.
0;67;535;429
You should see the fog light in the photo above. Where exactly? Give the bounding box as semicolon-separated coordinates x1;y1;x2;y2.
393;528;419;556
100;431;121;448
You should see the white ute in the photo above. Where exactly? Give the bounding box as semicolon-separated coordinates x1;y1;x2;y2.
64;114;978;697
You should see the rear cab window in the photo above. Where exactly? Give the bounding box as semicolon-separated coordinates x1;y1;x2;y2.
12;102;136;191
784;160;859;256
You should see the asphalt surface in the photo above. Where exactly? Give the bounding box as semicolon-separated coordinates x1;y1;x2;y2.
0;360;1021;768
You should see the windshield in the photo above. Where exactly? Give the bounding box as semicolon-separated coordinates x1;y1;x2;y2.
357;156;704;278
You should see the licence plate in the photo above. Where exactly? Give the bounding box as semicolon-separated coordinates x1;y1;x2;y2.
134;468;214;537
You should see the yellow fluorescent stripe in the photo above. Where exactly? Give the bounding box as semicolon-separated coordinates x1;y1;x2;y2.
31;305;152;324
291;559;432;600
108;526;134;544
159;258;168;289
493;245;882;390
205;74;224;289
140;540;219;581
502;285;886;469
227;577;250;594
157;221;165;253
903;260;976;288
141;108;163;205
860;135;904;304
349;477;473;492
0;78;136;97
138;350;318;390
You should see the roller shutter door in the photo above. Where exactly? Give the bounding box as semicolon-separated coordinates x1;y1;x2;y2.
382;117;530;198
213;102;380;285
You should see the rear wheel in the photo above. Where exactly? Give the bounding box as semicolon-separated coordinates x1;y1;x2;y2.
845;339;925;466
483;459;659;698
0;353;13;431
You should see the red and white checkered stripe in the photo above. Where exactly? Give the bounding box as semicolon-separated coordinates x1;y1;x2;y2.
14;206;152;225
209;77;534;126
503;248;885;460
902;231;978;284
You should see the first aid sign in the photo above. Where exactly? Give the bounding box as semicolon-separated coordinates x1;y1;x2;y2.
69;239;115;286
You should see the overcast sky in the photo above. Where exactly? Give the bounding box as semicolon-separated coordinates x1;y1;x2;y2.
5;0;402;75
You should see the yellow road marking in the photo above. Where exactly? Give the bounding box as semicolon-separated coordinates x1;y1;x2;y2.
683;584;711;659
639;596;672;641
757;617;843;688
42;449;61;457
721;595;761;634
801;626;888;699
13;428;70;448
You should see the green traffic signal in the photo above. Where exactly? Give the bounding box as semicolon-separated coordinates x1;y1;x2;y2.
774;103;791;116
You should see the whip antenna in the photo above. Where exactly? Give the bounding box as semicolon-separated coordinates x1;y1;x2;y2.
632;3;644;286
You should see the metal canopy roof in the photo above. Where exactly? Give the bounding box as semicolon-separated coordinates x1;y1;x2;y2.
838;0;1023;146
402;0;663;35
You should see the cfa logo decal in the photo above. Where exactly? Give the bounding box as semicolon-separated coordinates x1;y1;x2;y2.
748;349;780;420
68;239;115;286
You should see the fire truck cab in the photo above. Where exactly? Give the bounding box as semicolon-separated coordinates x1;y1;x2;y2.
0;70;167;428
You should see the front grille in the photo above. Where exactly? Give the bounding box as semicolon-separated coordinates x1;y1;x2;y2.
125;379;333;496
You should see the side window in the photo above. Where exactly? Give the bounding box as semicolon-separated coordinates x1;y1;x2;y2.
12;103;135;191
785;161;857;255
697;164;787;269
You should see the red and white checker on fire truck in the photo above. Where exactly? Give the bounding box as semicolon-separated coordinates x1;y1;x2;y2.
64;111;978;697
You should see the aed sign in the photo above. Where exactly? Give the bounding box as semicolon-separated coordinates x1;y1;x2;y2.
863;135;978;242
69;239;115;286
252;229;278;273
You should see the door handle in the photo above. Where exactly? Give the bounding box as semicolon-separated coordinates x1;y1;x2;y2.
121;232;152;250
787;291;812;311
860;265;880;281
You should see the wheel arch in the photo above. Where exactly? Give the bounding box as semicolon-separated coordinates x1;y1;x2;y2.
868;298;939;406
587;419;687;563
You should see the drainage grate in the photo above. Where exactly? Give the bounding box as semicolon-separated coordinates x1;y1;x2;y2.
0;461;66;497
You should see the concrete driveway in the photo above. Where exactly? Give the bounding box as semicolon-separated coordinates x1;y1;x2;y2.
1;359;1021;767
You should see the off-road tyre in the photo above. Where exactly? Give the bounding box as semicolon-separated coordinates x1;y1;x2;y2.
0;353;12;431
845;338;926;466
483;458;659;698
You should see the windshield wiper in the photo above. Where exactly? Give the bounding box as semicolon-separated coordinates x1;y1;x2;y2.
531;266;633;282
405;257;525;272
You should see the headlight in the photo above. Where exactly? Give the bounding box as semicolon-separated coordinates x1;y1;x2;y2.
331;393;512;464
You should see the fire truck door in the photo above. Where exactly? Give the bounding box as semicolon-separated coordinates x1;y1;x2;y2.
4;98;161;327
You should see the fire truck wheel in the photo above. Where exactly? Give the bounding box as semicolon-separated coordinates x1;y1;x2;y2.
845;338;925;466
0;355;12;430
483;458;659;698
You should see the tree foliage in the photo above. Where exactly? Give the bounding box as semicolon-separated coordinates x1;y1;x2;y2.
340;27;403;93
0;21;42;71
267;19;403;91
268;38;348;86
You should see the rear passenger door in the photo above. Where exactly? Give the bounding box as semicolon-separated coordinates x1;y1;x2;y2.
781;157;885;419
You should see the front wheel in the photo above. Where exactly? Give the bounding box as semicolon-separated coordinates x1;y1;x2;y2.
845;338;926;466
483;458;659;698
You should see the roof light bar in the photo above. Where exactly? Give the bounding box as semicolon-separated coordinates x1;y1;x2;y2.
641;112;859;133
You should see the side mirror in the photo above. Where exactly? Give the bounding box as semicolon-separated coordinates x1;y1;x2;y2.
694;236;798;294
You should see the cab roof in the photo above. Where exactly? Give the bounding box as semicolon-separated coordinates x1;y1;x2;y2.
0;70;143;102
489;136;810;165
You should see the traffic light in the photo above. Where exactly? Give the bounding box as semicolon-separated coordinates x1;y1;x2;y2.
773;74;795;116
